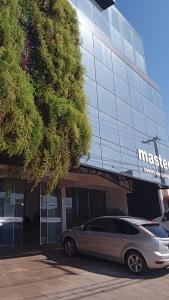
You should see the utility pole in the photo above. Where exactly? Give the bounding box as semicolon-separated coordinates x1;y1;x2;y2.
142;136;166;185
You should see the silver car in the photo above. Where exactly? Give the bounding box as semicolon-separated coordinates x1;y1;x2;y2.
63;216;169;275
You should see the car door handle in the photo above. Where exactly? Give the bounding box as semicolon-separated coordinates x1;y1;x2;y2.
120;238;127;242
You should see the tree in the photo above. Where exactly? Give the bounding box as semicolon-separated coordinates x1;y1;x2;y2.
0;0;91;192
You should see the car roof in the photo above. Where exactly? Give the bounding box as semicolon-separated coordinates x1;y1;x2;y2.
90;216;153;226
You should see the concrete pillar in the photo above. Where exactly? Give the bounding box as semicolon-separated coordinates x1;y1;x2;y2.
61;186;67;232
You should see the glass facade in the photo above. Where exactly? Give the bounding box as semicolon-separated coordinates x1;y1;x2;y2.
0;1;168;246
0;179;24;246
40;185;62;245
66;187;107;228
0;179;62;246
71;0;146;72
70;0;169;187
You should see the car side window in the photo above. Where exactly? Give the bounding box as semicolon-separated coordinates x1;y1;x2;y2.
83;218;139;235
83;218;113;233
112;219;139;235
83;219;106;232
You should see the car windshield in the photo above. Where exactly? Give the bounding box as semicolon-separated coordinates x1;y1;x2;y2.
142;224;169;238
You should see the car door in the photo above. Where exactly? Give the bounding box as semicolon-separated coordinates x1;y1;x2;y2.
76;218;107;255
96;218;125;261
98;219;139;262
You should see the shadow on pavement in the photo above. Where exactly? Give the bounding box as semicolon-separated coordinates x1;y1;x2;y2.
0;244;57;259
42;247;169;280
0;245;168;281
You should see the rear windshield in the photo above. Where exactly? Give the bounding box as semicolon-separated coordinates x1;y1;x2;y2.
142;224;169;238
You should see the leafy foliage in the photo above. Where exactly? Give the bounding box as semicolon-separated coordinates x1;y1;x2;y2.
0;0;91;192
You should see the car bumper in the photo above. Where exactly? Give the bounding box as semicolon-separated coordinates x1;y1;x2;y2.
144;251;169;269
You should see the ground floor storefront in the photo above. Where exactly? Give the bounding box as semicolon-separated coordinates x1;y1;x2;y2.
0;165;167;246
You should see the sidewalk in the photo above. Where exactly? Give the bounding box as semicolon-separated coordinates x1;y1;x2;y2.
0;246;169;300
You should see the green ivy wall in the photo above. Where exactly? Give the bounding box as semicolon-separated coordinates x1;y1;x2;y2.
0;0;91;192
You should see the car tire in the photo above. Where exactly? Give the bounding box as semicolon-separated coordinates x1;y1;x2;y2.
63;238;77;257
125;250;148;275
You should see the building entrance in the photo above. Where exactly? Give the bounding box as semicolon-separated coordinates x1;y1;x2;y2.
40;184;62;245
0;178;24;246
23;184;40;244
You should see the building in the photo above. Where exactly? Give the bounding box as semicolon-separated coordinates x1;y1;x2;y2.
0;0;169;246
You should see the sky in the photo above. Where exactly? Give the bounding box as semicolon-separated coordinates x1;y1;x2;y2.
116;0;169;130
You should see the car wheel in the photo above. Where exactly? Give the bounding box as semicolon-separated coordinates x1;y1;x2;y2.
125;250;147;275
64;238;77;257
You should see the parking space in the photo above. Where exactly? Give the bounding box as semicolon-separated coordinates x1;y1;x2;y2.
0;247;169;300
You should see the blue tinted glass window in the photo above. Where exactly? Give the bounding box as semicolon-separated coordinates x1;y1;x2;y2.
135;51;146;73
77;0;94;22
116;98;133;127
99;112;119;144
97;85;117;119
110;27;124;51
121;149;139;177
132;108;146;134
122;20;133;44
87;105;100;137
80;24;94;54
146;118;157;137
124;39;134;62
130;87;143;112
95;60;114;94
143;96;155;120
82;136;102;168
133;32;144;56
109;7;120;32
81;48;95;80
94;37;112;69
141;79;153;102
153;90;163;109
155;107;166;128
84;77;97;108
112;52;127;81
94;6;110;37
101;140;122;172
159;144;169;165
94;3;109;21
135;131;147;150
127;66;141;91
157;125;168;142
119;123;135;150
114;75;130;104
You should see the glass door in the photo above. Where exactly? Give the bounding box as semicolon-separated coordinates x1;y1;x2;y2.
0;179;24;246
40;185;61;245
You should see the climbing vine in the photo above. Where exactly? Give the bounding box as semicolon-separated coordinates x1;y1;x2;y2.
0;0;91;192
